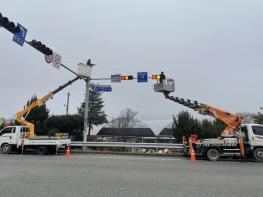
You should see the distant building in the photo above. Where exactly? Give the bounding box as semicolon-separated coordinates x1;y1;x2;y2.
158;128;174;137
96;127;155;142
97;128;155;137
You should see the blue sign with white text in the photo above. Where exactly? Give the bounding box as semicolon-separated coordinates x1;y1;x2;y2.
95;85;112;92
137;72;148;82
13;23;27;46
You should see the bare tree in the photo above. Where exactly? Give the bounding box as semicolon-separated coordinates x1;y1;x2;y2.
109;108;138;128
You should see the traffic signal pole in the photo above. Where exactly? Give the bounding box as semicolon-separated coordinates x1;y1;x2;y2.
83;80;90;143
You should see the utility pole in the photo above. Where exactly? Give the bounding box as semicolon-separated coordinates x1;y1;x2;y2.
66;92;70;115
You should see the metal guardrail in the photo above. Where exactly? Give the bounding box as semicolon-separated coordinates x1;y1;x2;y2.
71;141;184;149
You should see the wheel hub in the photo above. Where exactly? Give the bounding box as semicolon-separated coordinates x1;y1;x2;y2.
257;151;263;158
3;147;8;152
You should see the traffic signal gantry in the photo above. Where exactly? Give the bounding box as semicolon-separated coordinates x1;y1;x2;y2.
1;11;166;144
0;12;21;34
1;11;163;84
1;11;164;87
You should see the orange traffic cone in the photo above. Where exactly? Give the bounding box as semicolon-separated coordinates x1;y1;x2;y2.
65;145;71;158
190;149;196;162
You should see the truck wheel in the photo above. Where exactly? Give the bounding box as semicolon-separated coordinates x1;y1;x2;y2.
253;148;263;162
1;144;11;154
206;149;220;161
37;146;47;155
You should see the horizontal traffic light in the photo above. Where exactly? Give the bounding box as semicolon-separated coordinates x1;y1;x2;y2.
0;12;21;34
152;75;160;80
29;39;53;56
121;75;133;80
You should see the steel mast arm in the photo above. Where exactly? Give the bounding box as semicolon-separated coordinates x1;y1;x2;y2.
16;77;80;138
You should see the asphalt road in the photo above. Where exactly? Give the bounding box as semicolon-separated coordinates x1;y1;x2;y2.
0;154;262;197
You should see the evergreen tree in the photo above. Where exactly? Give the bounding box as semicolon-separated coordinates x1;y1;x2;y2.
172;111;202;141
200;119;225;138
47;114;83;140
172;111;226;142
78;84;107;135
23;96;49;135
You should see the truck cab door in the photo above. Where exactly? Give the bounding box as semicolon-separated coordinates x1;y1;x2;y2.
0;127;15;145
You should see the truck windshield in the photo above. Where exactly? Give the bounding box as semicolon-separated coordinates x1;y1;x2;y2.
252;126;263;136
0;127;13;136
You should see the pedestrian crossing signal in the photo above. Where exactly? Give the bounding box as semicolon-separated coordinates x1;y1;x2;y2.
152;75;160;80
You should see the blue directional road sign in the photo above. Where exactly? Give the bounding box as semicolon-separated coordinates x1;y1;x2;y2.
137;72;148;82
111;74;121;83
95;85;112;93
13;23;27;46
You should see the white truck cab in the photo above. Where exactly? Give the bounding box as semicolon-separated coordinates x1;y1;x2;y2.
241;124;263;160
0;126;71;155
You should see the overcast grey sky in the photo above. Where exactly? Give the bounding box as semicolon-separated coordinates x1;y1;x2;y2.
1;0;263;122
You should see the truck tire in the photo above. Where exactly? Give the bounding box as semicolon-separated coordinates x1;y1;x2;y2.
1;144;11;154
36;146;47;155
253;148;263;162
206;148;220;161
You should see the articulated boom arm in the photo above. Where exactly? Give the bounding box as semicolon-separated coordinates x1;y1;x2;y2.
164;94;244;137
16;93;53;138
15;77;80;138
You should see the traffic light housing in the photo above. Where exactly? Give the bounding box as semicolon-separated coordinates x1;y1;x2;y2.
121;75;133;80
152;75;160;80
29;39;53;56
0;13;21;34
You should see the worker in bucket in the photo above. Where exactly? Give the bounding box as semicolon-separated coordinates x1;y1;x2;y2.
160;71;166;83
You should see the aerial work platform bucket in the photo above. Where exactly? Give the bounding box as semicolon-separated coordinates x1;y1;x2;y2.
154;79;175;93
77;63;93;78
